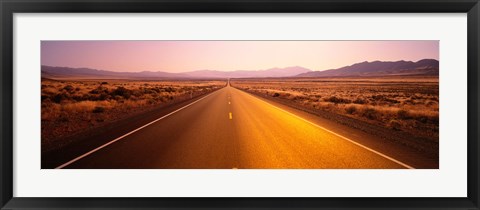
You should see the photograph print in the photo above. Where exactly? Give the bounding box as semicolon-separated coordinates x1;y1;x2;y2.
41;41;439;169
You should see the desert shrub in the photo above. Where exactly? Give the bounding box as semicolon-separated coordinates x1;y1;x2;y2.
325;96;351;104
63;85;75;93
70;94;85;101
410;94;423;100
156;96;166;102
131;89;143;97
273;92;280;97
101;82;108;85
298;95;309;100
111;87;132;99
384;98;400;104
369;95;399;104
362;107;377;120
403;99;415;105
89;86;109;94
98;93;110;100
353;98;367;104
417;116;428;123
164;87;175;93
147;99;156;104
425;101;437;106
58;114;69;122
397;109;410;120
82;94;96;101
387;119;402;130
143;89;156;94
92;106;106;113
52;92;69;103
345;105;357;114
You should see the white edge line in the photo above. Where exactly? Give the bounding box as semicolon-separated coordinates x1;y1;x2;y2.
241;90;415;169
55;90;219;169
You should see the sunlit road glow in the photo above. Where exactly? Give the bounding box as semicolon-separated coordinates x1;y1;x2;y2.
63;84;410;169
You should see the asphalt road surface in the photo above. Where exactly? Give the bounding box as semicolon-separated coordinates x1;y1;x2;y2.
60;82;412;169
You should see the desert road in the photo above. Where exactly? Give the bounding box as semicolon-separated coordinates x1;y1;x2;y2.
56;82;417;169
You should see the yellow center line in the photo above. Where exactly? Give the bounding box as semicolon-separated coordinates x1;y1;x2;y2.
228;101;231;105
229;112;233;119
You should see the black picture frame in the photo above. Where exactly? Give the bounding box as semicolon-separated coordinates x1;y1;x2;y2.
1;0;479;209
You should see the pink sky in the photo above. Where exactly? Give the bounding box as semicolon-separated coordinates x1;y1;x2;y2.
41;41;439;73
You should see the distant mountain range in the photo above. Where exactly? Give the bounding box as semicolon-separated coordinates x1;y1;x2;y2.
183;66;311;78
297;59;438;77
41;66;184;79
41;59;438;79
41;66;311;79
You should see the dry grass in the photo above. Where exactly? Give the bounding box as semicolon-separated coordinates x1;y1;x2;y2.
231;76;439;142
41;79;226;147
